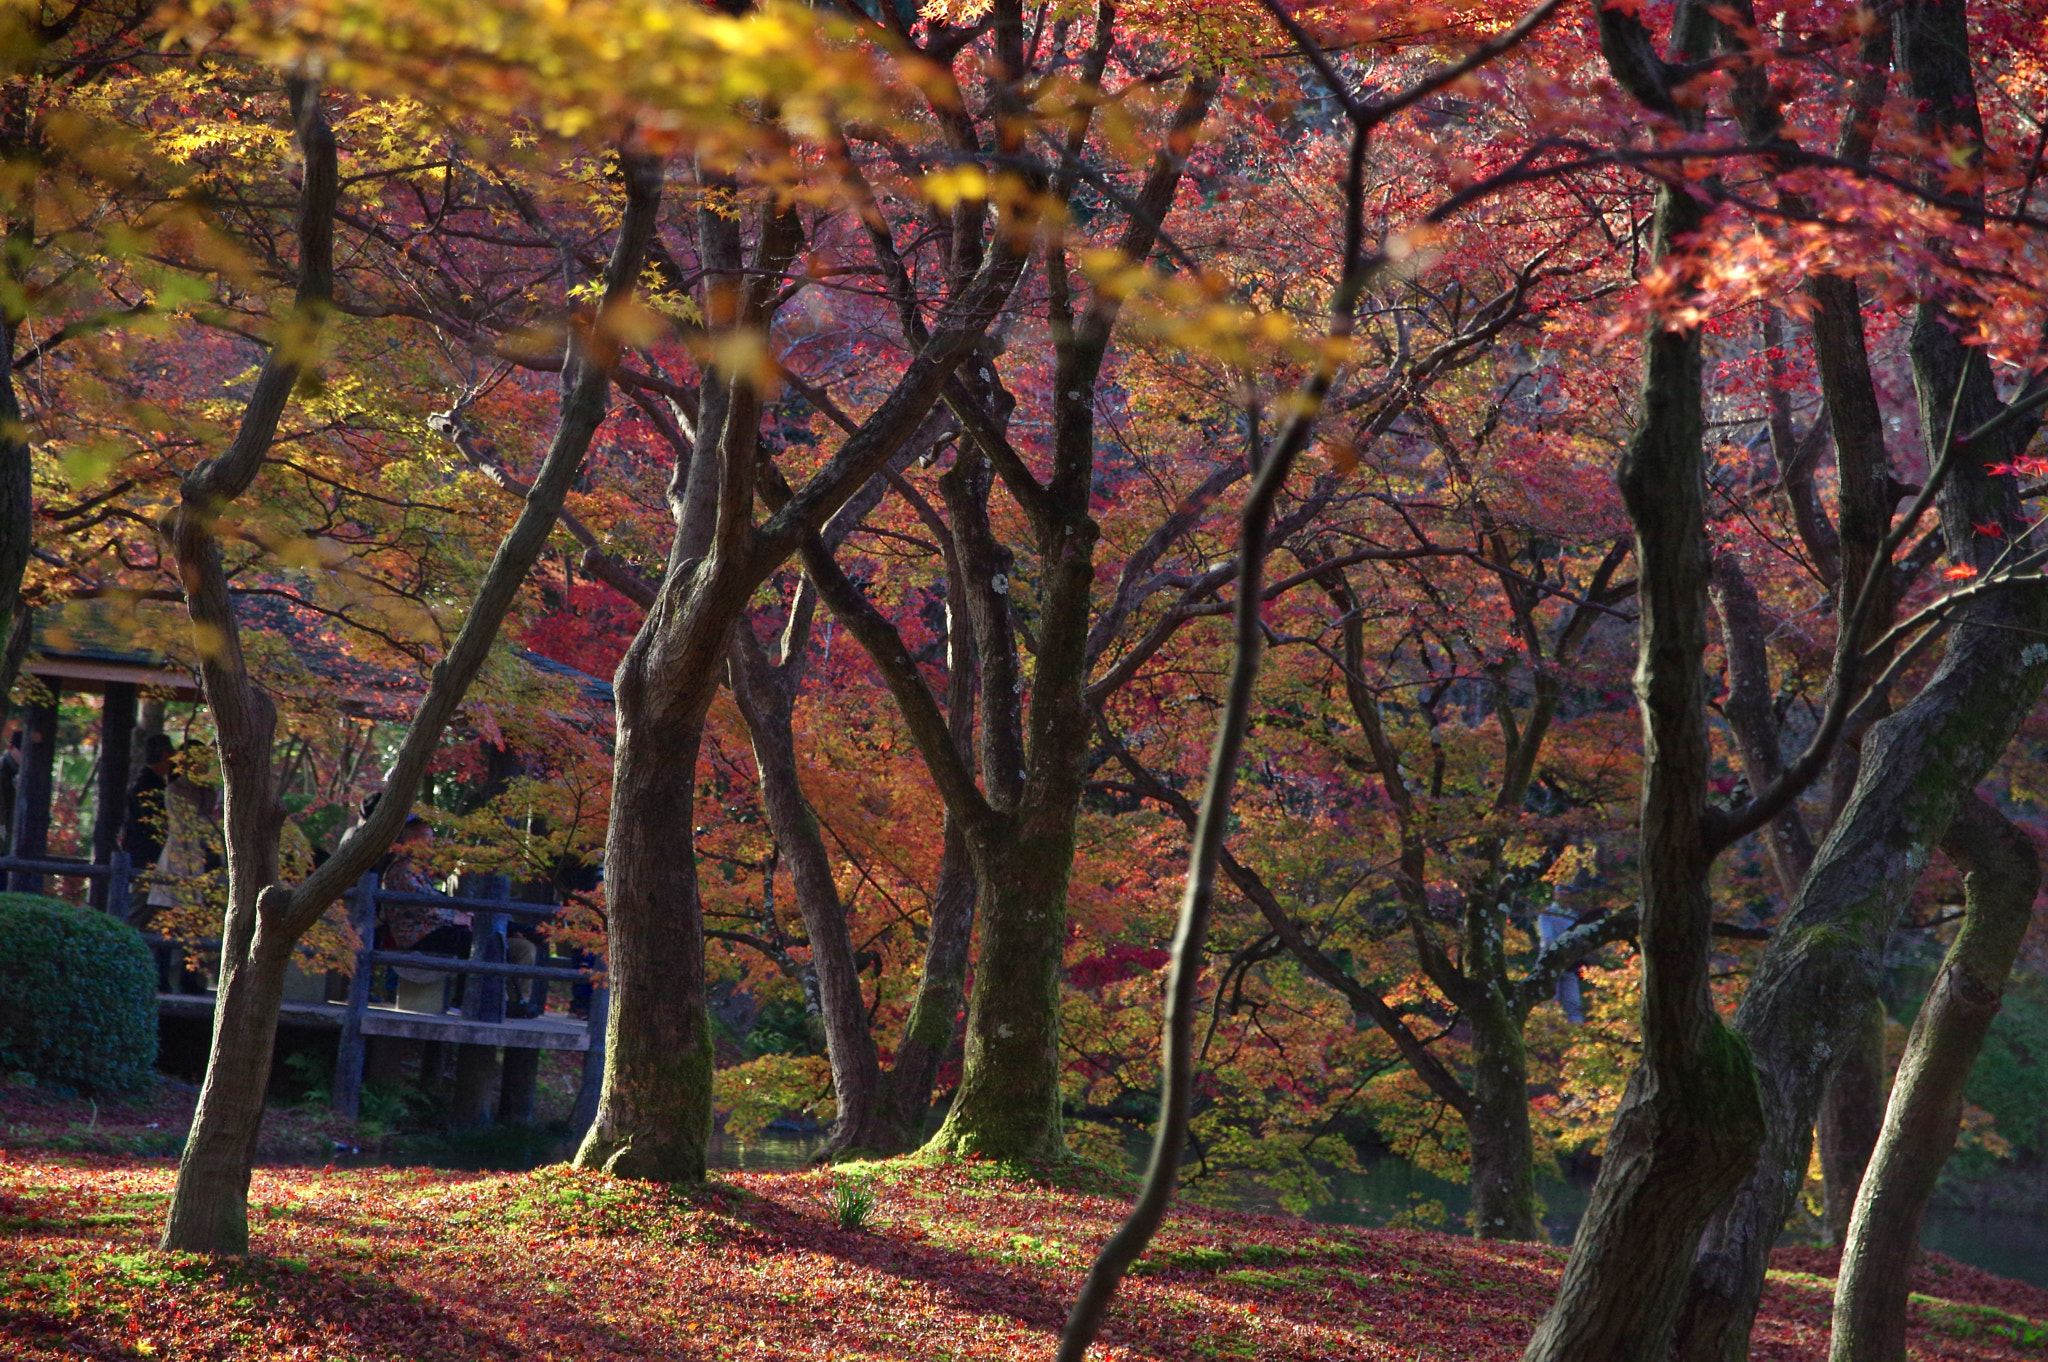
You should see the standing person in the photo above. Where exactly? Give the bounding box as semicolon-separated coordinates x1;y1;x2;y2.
123;734;175;901
142;739;221;991
0;729;19;856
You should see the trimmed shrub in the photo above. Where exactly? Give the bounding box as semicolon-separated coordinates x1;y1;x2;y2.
0;892;157;1092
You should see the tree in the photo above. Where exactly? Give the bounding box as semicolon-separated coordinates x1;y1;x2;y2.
0;2;172;705
1674;2;2048;1354
570;1;1040;1176
1525;1;2048;1357
157;77;667;1248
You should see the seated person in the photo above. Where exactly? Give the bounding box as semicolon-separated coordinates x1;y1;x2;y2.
377;809;542;1016
379;815;469;956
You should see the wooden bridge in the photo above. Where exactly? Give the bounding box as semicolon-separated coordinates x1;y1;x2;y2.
5;853;609;1128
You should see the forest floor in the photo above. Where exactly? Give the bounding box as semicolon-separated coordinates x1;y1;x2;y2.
4;1135;2047;1362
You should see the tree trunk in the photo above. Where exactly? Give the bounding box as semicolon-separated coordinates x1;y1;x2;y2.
1520;176;1766;1362
161;892;291;1253
729;635;885;1158
1830;795;2037;1362
498;1046;539;1125
1468;994;1541;1240
573;707;717;1180
1673;0;2048;1340
1817;1002;1886;1244
924;816;1075;1161
874;819;975;1149
0;350;30;700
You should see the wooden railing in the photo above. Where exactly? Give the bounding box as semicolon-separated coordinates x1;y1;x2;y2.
0;850;133;914
0;853;606;1126
331;873;608;1122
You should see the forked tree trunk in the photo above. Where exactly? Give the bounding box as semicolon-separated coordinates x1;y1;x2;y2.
160;140;662;1256
1829;794;2038;1362
576;150;1029;1178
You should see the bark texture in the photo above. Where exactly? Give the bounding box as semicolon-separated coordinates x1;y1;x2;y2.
1671;2;2048;1352
1519;177;1766;1362
1468;997;1540;1240
163;124;664;1251
1830;795;2037;1362
1817;1004;1887;1245
576;157;1031;1178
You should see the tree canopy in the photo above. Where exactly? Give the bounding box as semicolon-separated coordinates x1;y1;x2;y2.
6;0;2048;1358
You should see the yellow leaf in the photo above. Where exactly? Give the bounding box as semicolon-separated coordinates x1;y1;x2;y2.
921;163;989;209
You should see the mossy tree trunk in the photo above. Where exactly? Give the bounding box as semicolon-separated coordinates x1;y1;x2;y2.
576;140;1033;1177
923;815;1080;1162
1467;993;1540;1240
1520;170;1767;1360
574;705;719;1178
1672;2;2048;1353
1829;795;2037;1362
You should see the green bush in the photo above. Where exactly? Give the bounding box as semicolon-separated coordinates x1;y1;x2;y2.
0;892;157;1092
1964;975;2048;1160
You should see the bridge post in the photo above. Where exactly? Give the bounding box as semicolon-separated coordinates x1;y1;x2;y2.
331;872;379;1121
107;850;132;923
571;978;608;1138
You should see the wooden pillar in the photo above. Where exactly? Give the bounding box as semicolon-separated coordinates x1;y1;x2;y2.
462;874;509;1023
571;983;608;1137
107;850;132;924
451;1043;501;1127
497;1046;539;1125
90;682;137;912
331;873;378;1120
451;874;507;1127
419;1040;449;1093
10;686;58;893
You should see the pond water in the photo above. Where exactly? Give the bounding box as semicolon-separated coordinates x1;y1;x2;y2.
709;1131;2048;1289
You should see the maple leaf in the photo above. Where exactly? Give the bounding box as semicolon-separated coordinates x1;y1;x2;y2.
1972;519;2005;538
1943;564;1979;580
